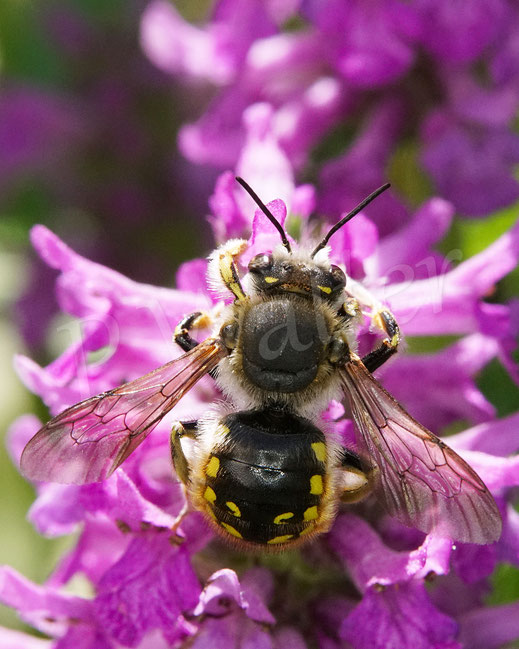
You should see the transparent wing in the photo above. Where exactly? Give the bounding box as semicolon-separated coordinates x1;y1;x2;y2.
21;338;226;485
340;356;502;544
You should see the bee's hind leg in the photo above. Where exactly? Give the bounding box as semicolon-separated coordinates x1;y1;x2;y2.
170;421;198;535
339;448;371;504
344;278;401;373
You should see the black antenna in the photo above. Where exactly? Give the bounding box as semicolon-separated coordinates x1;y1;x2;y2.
311;183;391;257
235;176;292;253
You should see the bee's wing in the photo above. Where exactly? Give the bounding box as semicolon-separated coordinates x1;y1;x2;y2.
21;338;226;485
340;356;502;544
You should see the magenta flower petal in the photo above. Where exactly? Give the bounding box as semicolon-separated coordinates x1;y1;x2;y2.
0;566;94;638
421;111;519;217
318;99;409;235
236;103;294;212
93;534;200;647
374;198;454;278
329;513;451;591
380;335;497;431
176;259;211;298
414;0;507;64
194;568;274;624
31;225;211;339
209;170;251;242
305;0;415;86
384;220;519;336
139;1;234;84
190;568;275;649
328;212;379;279
0;627;50;649
452;544;498;584
54;626;113;649
449;411;519;456
458;601;519;649
49;518;128;588
340;581;460;649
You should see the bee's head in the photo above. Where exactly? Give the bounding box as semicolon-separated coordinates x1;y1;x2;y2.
235;176;390;302
247;251;346;301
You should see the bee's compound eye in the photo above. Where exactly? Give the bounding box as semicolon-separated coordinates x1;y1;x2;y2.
221;322;238;349
330;265;346;289
248;253;273;273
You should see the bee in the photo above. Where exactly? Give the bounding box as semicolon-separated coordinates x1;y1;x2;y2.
21;178;502;550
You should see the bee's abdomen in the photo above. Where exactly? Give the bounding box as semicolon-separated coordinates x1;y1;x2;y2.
199;410;330;547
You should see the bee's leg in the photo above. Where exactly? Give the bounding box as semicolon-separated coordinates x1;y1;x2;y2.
174;313;221;381
343;278;401;373
210;239;248;302
170;420;197;485
170;421;198;534
360;309;400;373
339;448;371;504
174;312;213;352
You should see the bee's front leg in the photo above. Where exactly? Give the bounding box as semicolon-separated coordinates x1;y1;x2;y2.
174;312;213;352
344;278;401;373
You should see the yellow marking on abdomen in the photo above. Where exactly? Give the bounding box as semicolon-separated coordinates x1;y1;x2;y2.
205;456;220;478
273;512;294;524
267;534;294;545
311;442;326;462
220;522;243;539
226;501;241;517
304;506;318;521
310;475;323;495
299;523;315;537
204;486;217;503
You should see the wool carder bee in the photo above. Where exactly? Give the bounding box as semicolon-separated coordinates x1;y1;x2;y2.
21;178;502;550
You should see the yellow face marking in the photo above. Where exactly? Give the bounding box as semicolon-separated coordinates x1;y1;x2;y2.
318;285;332;294
203;486;217;504
311;442;326;463
206;456;220;478
304;506;318;521
226;501;241;517
310;474;324;495
267;534;294;545
220;522;243;539
273;512;294;525
264;276;278;284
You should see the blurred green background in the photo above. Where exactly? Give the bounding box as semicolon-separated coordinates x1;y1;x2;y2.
1;0;518;636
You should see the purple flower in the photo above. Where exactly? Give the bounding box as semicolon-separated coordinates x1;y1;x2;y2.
140;0;519;219
3;2;519;648
3;171;519;648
